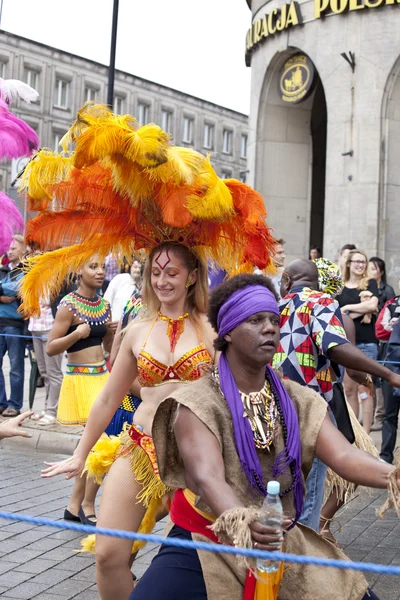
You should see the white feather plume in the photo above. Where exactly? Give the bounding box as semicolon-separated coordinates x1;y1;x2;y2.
0;78;39;104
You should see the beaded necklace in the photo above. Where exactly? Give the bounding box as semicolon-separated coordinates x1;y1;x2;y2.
157;311;189;353
213;367;296;499
239;380;277;450
58;291;111;325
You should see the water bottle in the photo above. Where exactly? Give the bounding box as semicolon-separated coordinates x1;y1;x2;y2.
256;480;283;573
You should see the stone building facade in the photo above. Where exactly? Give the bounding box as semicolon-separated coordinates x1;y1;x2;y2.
245;0;400;281
0;30;248;203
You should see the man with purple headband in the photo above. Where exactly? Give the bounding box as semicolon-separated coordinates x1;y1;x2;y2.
130;274;398;600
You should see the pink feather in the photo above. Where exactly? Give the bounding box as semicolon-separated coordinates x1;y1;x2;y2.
0;100;39;160
0;192;24;254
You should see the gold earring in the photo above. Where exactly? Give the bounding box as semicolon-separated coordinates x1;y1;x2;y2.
185;271;194;288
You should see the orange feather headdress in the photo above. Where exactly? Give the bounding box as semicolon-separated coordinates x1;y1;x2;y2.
18;102;276;316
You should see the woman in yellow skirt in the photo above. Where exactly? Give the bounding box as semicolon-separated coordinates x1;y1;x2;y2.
46;256;114;526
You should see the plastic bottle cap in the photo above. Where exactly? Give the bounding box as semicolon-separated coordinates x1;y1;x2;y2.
267;480;280;495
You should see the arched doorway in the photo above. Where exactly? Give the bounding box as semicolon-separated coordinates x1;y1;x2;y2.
255;51;327;261
379;56;400;286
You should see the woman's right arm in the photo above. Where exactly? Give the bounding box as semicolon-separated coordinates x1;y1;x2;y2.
42;329;138;478
46;307;88;356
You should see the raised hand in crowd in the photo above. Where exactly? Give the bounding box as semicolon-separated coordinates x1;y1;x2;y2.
0;411;33;440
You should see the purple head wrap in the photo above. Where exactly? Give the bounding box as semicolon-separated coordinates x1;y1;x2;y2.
217;285;304;523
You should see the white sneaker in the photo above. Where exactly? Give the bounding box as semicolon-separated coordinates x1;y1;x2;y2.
38;415;56;426
31;411;45;421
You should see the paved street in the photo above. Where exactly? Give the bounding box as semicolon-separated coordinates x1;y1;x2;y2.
0;448;163;599
0;447;399;599
1;358;400;598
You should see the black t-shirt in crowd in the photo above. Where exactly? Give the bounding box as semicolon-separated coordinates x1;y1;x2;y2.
337;279;379;345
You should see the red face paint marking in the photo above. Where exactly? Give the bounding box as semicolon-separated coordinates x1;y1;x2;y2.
155;249;171;270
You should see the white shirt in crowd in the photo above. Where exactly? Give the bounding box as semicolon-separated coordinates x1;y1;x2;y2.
104;274;139;321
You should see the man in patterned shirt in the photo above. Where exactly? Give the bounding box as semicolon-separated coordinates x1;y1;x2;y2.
273;259;400;530
273;261;348;404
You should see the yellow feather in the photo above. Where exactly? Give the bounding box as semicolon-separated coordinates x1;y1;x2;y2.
124;123;170;168
61;102;136;151
78;496;163;556
186;157;234;221
146;146;206;185
84;434;122;485
77;534;96;554
111;159;155;205
68;104;170;171
17;150;73;209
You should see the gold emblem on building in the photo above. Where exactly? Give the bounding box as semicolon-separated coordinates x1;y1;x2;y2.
279;55;314;104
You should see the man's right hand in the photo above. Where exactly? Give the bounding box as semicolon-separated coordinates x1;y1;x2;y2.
76;323;91;339
41;454;86;480
250;517;292;551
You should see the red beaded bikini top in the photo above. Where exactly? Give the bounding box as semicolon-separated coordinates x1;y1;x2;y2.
137;318;213;387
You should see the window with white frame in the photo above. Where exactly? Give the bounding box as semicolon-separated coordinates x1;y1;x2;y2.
182;116;194;144
239;171;247;183
24;68;39;91
240;134;248;159
137;102;150;125
85;86;97;102
113;95;124;114
54;78;69;108
222;129;233;154
221;169;232;180
0;61;6;79
52;131;66;151
161;109;172;133
203;123;214;149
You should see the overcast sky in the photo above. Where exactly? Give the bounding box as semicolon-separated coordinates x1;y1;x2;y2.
1;0;252;114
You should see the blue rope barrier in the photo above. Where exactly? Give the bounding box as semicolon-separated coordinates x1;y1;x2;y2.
0;333;46;341
0;510;399;576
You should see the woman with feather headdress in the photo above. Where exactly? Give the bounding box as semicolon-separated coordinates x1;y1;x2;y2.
18;103;276;599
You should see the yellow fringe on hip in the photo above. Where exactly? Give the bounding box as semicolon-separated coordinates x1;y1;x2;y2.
84;434;122;485
118;428;171;508
78;495;162;555
324;403;380;504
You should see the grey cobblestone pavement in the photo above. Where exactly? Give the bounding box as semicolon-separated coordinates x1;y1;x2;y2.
0;449;164;599
0;448;399;599
0;358;400;598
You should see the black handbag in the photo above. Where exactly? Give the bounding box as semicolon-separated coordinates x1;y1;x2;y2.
330;381;355;444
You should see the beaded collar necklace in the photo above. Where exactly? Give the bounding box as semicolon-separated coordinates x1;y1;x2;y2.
58;291;111;325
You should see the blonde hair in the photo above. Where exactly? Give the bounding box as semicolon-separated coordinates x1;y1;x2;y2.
12;234;24;246
141;243;209;326
343;249;370;291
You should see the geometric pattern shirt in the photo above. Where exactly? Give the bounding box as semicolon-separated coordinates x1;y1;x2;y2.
272;287;349;403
